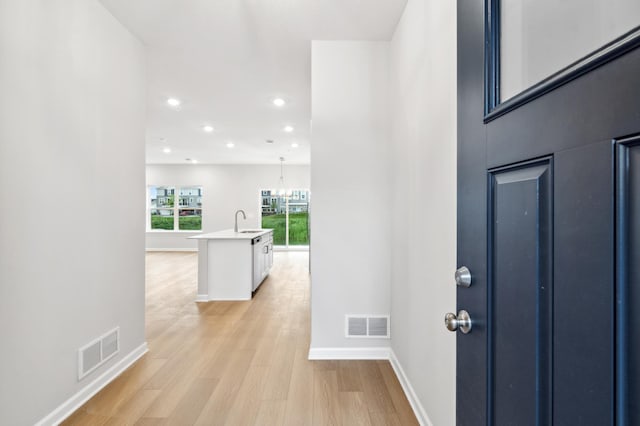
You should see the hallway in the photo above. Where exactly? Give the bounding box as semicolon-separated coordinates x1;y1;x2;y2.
64;252;417;425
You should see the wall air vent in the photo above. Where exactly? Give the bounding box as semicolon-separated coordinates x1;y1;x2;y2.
347;316;367;336
345;315;390;338
78;327;120;380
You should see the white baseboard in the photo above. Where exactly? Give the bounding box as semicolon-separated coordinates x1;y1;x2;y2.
207;297;251;301
389;349;433;426
195;295;251;302
273;246;309;252
36;342;149;426
308;346;391;360
145;248;198;252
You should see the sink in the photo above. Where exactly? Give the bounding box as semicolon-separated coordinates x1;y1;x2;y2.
239;230;262;233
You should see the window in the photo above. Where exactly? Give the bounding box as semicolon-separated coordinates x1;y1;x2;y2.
260;189;310;247
148;186;202;231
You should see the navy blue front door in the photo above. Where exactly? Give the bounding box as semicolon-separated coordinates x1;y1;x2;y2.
457;2;640;424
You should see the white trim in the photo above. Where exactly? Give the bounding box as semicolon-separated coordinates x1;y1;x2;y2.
145;248;198;252
389;349;433;426
194;294;251;302
205;297;251;301
307;347;391;360
145;230;203;234
36;342;148;426
273;245;309;252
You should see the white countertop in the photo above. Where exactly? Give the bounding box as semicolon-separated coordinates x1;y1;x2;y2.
189;228;273;240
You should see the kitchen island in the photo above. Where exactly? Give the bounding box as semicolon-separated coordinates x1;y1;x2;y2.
190;229;273;301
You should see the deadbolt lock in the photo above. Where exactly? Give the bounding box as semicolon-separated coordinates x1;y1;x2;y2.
455;266;472;287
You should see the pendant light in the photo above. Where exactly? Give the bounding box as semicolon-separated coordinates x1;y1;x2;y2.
278;157;286;196
274;157;292;197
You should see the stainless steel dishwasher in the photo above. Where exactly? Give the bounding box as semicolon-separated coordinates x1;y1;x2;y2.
251;235;262;291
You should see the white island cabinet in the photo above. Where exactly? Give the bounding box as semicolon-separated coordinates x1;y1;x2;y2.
190;229;273;301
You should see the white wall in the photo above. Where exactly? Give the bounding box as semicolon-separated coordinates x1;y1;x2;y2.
310;41;392;349
389;0;457;424
0;1;146;424
146;164;310;250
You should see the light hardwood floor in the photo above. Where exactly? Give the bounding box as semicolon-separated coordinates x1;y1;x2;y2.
64;251;418;425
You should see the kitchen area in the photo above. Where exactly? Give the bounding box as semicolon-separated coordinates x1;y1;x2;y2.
145;163;310;302
190;210;274;301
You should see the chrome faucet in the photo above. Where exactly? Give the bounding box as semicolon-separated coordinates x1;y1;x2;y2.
234;209;246;232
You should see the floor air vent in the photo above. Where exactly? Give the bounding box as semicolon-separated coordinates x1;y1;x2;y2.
78;327;120;380
345;315;390;338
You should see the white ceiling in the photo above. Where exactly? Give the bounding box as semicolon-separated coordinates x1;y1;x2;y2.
99;0;407;165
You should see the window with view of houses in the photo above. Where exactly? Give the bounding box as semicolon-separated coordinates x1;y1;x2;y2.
260;189;309;247
148;186;202;230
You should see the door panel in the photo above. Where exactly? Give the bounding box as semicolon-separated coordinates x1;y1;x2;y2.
629;143;640;423
487;50;640;169
617;135;640;424
554;141;614;424
627;141;640;424
457;0;638;424
456;0;488;423
489;160;553;426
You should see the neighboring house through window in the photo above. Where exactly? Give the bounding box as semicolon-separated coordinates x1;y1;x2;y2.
148;186;203;230
260;189;310;247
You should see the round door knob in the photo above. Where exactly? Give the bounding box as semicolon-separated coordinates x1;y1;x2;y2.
444;312;458;331
444;310;472;334
455;266;472;287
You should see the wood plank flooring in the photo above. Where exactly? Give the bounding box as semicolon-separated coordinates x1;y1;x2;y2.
64;251;418;425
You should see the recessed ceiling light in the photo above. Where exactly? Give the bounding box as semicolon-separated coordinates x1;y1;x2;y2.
273;98;286;107
191;159;198;164
283;125;294;133
291;143;299;148
266;139;274;144
226;142;235;148
167;98;181;107
163;147;171;154
203;125;214;133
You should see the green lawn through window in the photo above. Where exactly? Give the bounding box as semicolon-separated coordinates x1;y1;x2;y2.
150;215;201;230
151;216;173;230
261;212;309;245
179;216;202;230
